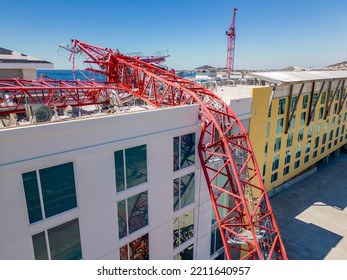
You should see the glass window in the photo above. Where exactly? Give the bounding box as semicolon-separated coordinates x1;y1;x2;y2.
317;122;322;134
322;133;327;145
39;163;77;219
298;128;304;142
32;219;82;260
325;120;329;132
32;232;48;260
300;112;306;126
296;144;302;159
304;155;309;164
173;173;195;211
268;103;272;118
302;95;309;109
294;160;300;169
22;171;42;224
174;244;194;260
319;107;324;119
286;132;294;147
329;130;333;141
289;115;296;130
118;191;148;239
173;209;194;248
274;137;282;152
314;136;320;149
174;133;195;171
210;227;223;256
283;166;290;176
284;150;291;165
313;150;318;158
290;96;298;112
22;162;77;224
120;234;149;260
321;92;326;104
271;172;278;183
308;125;313;138
264;141;268;157
115;145;147;192
276;118;284;134
321;146;325;154
266;122;270;138
305;141;311;154
278;98;286;115
272;155;280;171
262;162;266;177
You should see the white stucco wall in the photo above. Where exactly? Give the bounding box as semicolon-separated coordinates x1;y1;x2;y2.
0;105;215;260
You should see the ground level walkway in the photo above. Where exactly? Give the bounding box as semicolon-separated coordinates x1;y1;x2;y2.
270;152;347;260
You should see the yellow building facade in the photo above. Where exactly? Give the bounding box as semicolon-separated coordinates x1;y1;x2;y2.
248;71;347;193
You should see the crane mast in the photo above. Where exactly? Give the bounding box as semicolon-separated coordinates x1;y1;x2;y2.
226;8;238;78
0;39;287;260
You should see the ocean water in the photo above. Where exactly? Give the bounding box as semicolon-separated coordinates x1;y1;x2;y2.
36;69;106;81
37;69;196;81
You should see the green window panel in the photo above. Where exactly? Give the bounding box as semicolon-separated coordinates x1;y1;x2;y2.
118;191;148;239
48;219;82;260
32;219;82;260
22;171;42;224
180;133;196;169
128;191;148;235
174;244;194;260
278;98;286;115
114;150;125;192
32;231;48;260
125;145;147;188
173;133;195;171
173;209;194;249
210;227;223;256
115;145;147;192
117;200;127;239
39;162;77;218
173;173;195;211
287;132;294;147
22;162;77;224
276;118;284;134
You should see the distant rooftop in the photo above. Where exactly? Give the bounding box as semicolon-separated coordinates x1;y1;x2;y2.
248;71;347;84
0;47;53;69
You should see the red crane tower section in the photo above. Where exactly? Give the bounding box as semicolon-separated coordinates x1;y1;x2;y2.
0;40;287;260
226;8;238;78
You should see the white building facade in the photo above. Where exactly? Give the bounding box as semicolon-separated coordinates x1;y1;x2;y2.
0;105;227;260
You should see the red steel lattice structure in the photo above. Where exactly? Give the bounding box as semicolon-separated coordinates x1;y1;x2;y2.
71;40;287;260
0;39;287;260
226;8;238;78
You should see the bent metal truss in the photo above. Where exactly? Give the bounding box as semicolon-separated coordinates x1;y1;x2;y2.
0;40;287;260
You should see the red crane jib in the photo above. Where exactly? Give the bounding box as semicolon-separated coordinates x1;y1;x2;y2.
0;39;287;260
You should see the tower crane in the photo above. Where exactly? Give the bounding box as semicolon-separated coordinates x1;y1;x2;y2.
226;8;238;78
0;40;287;260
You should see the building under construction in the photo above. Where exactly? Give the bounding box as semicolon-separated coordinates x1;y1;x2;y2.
1;40;347;260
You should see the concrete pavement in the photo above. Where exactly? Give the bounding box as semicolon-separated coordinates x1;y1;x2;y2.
270;152;347;260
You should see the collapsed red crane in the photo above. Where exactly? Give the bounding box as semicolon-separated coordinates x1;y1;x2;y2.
0;40;287;260
71;39;287;260
226;8;238;78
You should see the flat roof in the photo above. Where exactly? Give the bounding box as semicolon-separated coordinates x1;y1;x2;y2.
0;47;53;69
248;71;347;84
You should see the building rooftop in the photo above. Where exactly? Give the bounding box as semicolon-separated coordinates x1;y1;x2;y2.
248;71;347;85
0;47;53;69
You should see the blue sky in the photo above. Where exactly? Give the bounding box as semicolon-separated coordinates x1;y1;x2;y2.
1;0;347;70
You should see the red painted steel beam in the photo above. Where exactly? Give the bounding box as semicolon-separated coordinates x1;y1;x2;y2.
72;40;287;260
0;78;124;115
